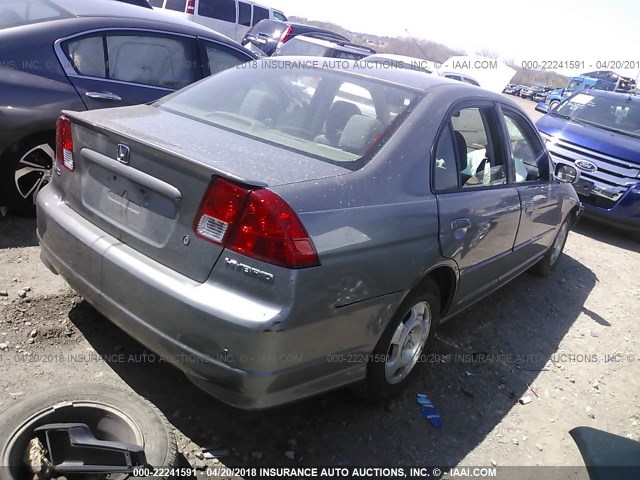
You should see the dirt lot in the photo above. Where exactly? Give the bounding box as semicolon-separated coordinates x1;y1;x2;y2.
0;96;639;478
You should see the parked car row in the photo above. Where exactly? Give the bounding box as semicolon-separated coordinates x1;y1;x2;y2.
504;84;553;101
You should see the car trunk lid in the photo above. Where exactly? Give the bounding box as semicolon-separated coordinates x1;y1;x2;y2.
60;105;349;282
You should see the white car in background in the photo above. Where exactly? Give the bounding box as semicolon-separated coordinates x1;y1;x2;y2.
438;55;516;94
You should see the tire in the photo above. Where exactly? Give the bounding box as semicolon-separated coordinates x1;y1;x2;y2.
548;100;560;111
358;279;441;403
0;135;55;217
531;218;570;277
0;384;177;480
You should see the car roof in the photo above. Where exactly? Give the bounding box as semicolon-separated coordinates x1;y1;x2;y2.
264;56;515;95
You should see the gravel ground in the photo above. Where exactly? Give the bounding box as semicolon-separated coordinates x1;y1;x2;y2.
0;96;638;479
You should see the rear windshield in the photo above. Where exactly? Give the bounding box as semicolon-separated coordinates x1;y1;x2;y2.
157;60;421;167
0;0;69;28
554;93;640;139
273;39;330;57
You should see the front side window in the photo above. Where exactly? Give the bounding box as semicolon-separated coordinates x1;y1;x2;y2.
198;0;236;22
106;34;196;89
157;62;420;167
502;111;547;183
149;0;164;6
273;11;287;21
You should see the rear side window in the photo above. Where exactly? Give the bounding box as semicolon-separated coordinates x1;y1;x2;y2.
164;0;186;11
149;0;164;6
433;106;505;191
238;2;251;26
204;42;251;75
433;124;459;191
199;0;236;21
106;34;196;89
252;6;269;24
65;36;107;78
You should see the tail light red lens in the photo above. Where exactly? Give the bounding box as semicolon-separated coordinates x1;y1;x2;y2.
194;178;319;268
277;25;293;49
56;115;74;171
228;189;319;268
185;0;195;14
194;178;249;244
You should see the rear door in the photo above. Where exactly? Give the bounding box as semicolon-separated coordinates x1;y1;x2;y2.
498;105;561;268
433;104;521;307
58;30;199;109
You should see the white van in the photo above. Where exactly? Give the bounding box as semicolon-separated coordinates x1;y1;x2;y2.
150;0;286;42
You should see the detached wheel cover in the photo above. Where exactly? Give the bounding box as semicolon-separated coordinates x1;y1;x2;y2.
0;384;177;480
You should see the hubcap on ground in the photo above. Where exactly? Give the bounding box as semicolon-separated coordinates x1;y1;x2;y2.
385;300;431;384
14;144;54;202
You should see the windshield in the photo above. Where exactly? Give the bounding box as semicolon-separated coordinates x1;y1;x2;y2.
553;92;640;138
157;60;421;166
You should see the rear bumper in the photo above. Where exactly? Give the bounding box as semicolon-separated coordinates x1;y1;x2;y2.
36;185;399;409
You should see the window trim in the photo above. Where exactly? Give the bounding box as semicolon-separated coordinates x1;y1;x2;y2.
496;103;551;184
55;28;208;91
430;100;513;195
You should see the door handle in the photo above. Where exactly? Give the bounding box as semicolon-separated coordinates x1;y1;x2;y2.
450;218;471;231
86;91;122;101
523;202;535;214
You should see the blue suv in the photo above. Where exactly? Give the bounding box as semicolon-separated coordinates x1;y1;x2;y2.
536;90;640;234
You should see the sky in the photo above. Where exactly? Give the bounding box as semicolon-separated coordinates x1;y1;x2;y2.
270;0;640;79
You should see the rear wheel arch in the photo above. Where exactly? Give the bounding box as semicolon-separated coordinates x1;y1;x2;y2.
414;263;458;318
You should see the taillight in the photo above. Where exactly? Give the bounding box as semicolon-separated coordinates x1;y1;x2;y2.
194;178;249;244
56;115;74;171
194;178;319;268
276;25;293;49
185;0;194;14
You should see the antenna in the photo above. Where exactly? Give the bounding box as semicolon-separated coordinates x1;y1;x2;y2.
404;28;429;60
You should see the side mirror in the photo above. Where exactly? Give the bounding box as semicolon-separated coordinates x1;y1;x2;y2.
535;102;550;114
555;163;580;184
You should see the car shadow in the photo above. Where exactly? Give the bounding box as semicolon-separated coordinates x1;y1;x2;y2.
0;215;38;249
68;253;596;469
573;218;639;253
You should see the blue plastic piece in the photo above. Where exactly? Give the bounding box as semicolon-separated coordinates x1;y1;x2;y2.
416;393;442;430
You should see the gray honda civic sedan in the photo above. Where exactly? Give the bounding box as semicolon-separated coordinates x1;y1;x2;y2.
37;58;582;409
